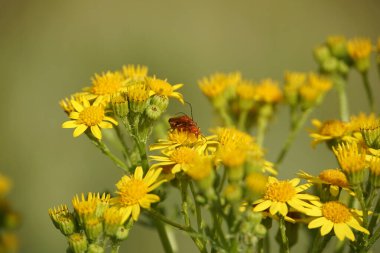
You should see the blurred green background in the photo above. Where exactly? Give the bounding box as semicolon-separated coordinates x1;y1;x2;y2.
0;0;379;252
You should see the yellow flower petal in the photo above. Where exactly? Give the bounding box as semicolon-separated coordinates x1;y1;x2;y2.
73;124;88;137
62;120;78;128
91;125;102;139
334;223;348;241
99;121;113;129
253;200;272;212
131;204;141;221
308;217;326;229
320;220;334;236
71;100;84;112
134;166;143;180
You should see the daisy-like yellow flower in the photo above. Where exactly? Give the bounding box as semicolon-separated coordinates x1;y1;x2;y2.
309;119;355;148
87;71;126;102
122;64;148;81
246;172;268;195
255;79;282;104
62;97;118;140
307;201;369;241
150;145;205;174
298;169;350;197
114;166;165;221
148;77;184;104
185;156;213;181
253;176;318;217
236;80;256;100
347;37;372;61
103;207;130;235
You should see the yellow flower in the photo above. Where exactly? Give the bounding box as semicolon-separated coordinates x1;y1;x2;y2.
150;146;204;174
347;37;372;60
103;207;130;235
122;64;148;81
114;166;165;221
185;156;213;181
72;192;111;224
148;77;184;104
253;177;318;216
309;119;354;148
307;201;369;241
87;71;126;102
255;79;282;104
236;80;256;100
284;71;306;104
62;97;118;140
333;142;367;184
198;72;241;98
150;129;217;152
298;169;351;196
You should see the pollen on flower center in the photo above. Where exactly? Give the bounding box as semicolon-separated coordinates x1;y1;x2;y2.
79;106;105;126
150;79;173;95
322;201;351;223
119;179;148;205
170;147;197;164
264;181;296;202
319;169;348;187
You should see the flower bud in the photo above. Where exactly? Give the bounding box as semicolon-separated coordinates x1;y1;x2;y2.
314;46;331;63
87;244;104;253
115;226;130;240
224;184;242;202
254;224;267;238
150;95;169;112
145;105;162;120
112;94;129;118
321;57;338;73
84;218;103;241
68;233;88;253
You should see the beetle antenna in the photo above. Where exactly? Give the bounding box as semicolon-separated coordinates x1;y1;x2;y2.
185;101;194;119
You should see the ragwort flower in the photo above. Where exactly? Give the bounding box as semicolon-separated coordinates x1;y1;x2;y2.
62;97;118;140
148;77;184;104
253;177;318;217
307;201;369;241
114;166;165;221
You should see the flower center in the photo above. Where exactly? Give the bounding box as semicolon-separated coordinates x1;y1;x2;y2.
79;106;105;126
319;120;347;137
119;179;148;206
319;169;348;187
322;201;351;223
264;181;296;202
91;72;123;95
170;147;198;164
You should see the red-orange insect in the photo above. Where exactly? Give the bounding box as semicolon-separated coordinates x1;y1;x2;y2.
168;114;201;137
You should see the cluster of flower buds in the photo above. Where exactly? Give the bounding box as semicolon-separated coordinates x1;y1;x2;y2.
49;193;133;253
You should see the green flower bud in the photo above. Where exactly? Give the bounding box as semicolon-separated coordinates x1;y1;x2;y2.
87;244;104;253
68;233;88;253
314;46;331;64
355;57;370;73
112;94;129;118
150;95;169;112
58;214;77;236
145;105;162;120
322;57;338;73
84;218;103;241
337;60;349;75
115;226;129;241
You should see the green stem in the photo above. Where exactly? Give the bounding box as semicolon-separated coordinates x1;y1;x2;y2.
369;195;380;234
87;134;129;172
114;126;132;166
146;209;189;231
275;107;313;167
238;109;248;131
190;182;203;232
366;224;380;251
217;106;233;127
353;184;369;251
256;113;268;148
211;204;229;250
111;244;120;253
279;216;289;253
335;77;349;122
154;219;176;253
361;71;374;112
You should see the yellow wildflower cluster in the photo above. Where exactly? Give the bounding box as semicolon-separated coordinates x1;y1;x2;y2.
60;64;184;140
